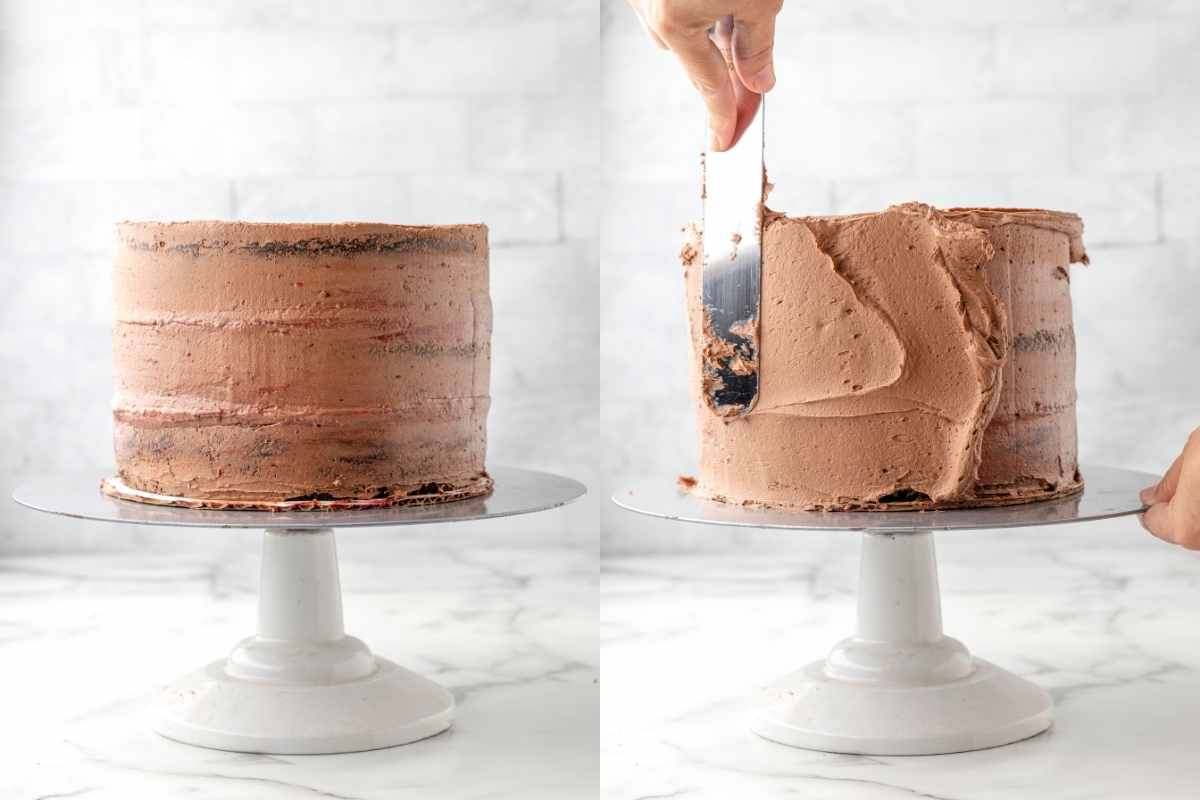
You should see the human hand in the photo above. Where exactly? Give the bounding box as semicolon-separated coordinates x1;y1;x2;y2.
1140;428;1200;549
627;0;784;151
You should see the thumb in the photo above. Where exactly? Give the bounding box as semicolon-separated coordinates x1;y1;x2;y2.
662;16;738;150
1141;501;1175;544
731;4;781;93
1143;452;1184;505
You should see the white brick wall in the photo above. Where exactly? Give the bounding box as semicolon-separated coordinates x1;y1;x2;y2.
0;0;599;552
600;0;1200;552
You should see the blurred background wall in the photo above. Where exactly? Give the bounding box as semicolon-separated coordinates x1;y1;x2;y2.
0;0;600;552
601;0;1200;552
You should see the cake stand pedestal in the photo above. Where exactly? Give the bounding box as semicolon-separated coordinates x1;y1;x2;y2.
13;466;585;755
613;464;1150;756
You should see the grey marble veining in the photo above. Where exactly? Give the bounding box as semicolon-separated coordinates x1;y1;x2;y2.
601;517;1200;799
0;540;596;800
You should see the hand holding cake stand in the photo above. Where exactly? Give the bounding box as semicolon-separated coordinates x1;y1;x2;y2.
13;465;585;755
613;464;1150;756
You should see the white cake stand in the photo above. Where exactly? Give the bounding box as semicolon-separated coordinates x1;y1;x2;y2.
612;464;1151;756
12;465;585;755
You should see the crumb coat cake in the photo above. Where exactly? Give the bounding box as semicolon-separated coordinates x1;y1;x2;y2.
105;221;491;510
684;202;1087;511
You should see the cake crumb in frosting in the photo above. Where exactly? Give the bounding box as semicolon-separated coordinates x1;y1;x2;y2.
680;240;699;267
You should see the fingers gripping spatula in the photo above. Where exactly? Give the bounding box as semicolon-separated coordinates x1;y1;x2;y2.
702;91;765;417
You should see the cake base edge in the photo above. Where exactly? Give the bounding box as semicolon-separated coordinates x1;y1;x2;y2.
100;473;494;512
685;477;1085;513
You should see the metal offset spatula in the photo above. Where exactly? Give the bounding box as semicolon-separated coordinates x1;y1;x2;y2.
701;89;765;417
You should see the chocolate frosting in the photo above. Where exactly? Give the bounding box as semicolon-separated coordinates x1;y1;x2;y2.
685;202;1086;510
111;221;491;507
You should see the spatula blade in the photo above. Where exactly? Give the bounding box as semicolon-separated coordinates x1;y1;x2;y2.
701;98;765;417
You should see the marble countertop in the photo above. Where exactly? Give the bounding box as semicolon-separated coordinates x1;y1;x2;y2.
9;513;1200;798
602;517;1200;799
0;537;596;800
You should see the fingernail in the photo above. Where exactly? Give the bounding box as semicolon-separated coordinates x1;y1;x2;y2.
752;63;776;92
1140;484;1158;504
708;128;725;152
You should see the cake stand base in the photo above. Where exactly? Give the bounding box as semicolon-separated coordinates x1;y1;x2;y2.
614;465;1150;756
14;466;588;755
152;526;453;754
751;657;1050;756
749;531;1050;755
154;657;453;754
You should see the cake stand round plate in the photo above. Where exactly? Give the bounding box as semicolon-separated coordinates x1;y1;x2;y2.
613;464;1143;532
15;465;584;528
612;463;1152;756
12;465;586;755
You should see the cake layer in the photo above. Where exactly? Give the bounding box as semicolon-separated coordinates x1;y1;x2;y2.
955;210;1083;502
685;202;1086;510
112;221;491;506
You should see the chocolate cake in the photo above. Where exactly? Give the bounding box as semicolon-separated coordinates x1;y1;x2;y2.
104;221;491;510
684;202;1087;511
